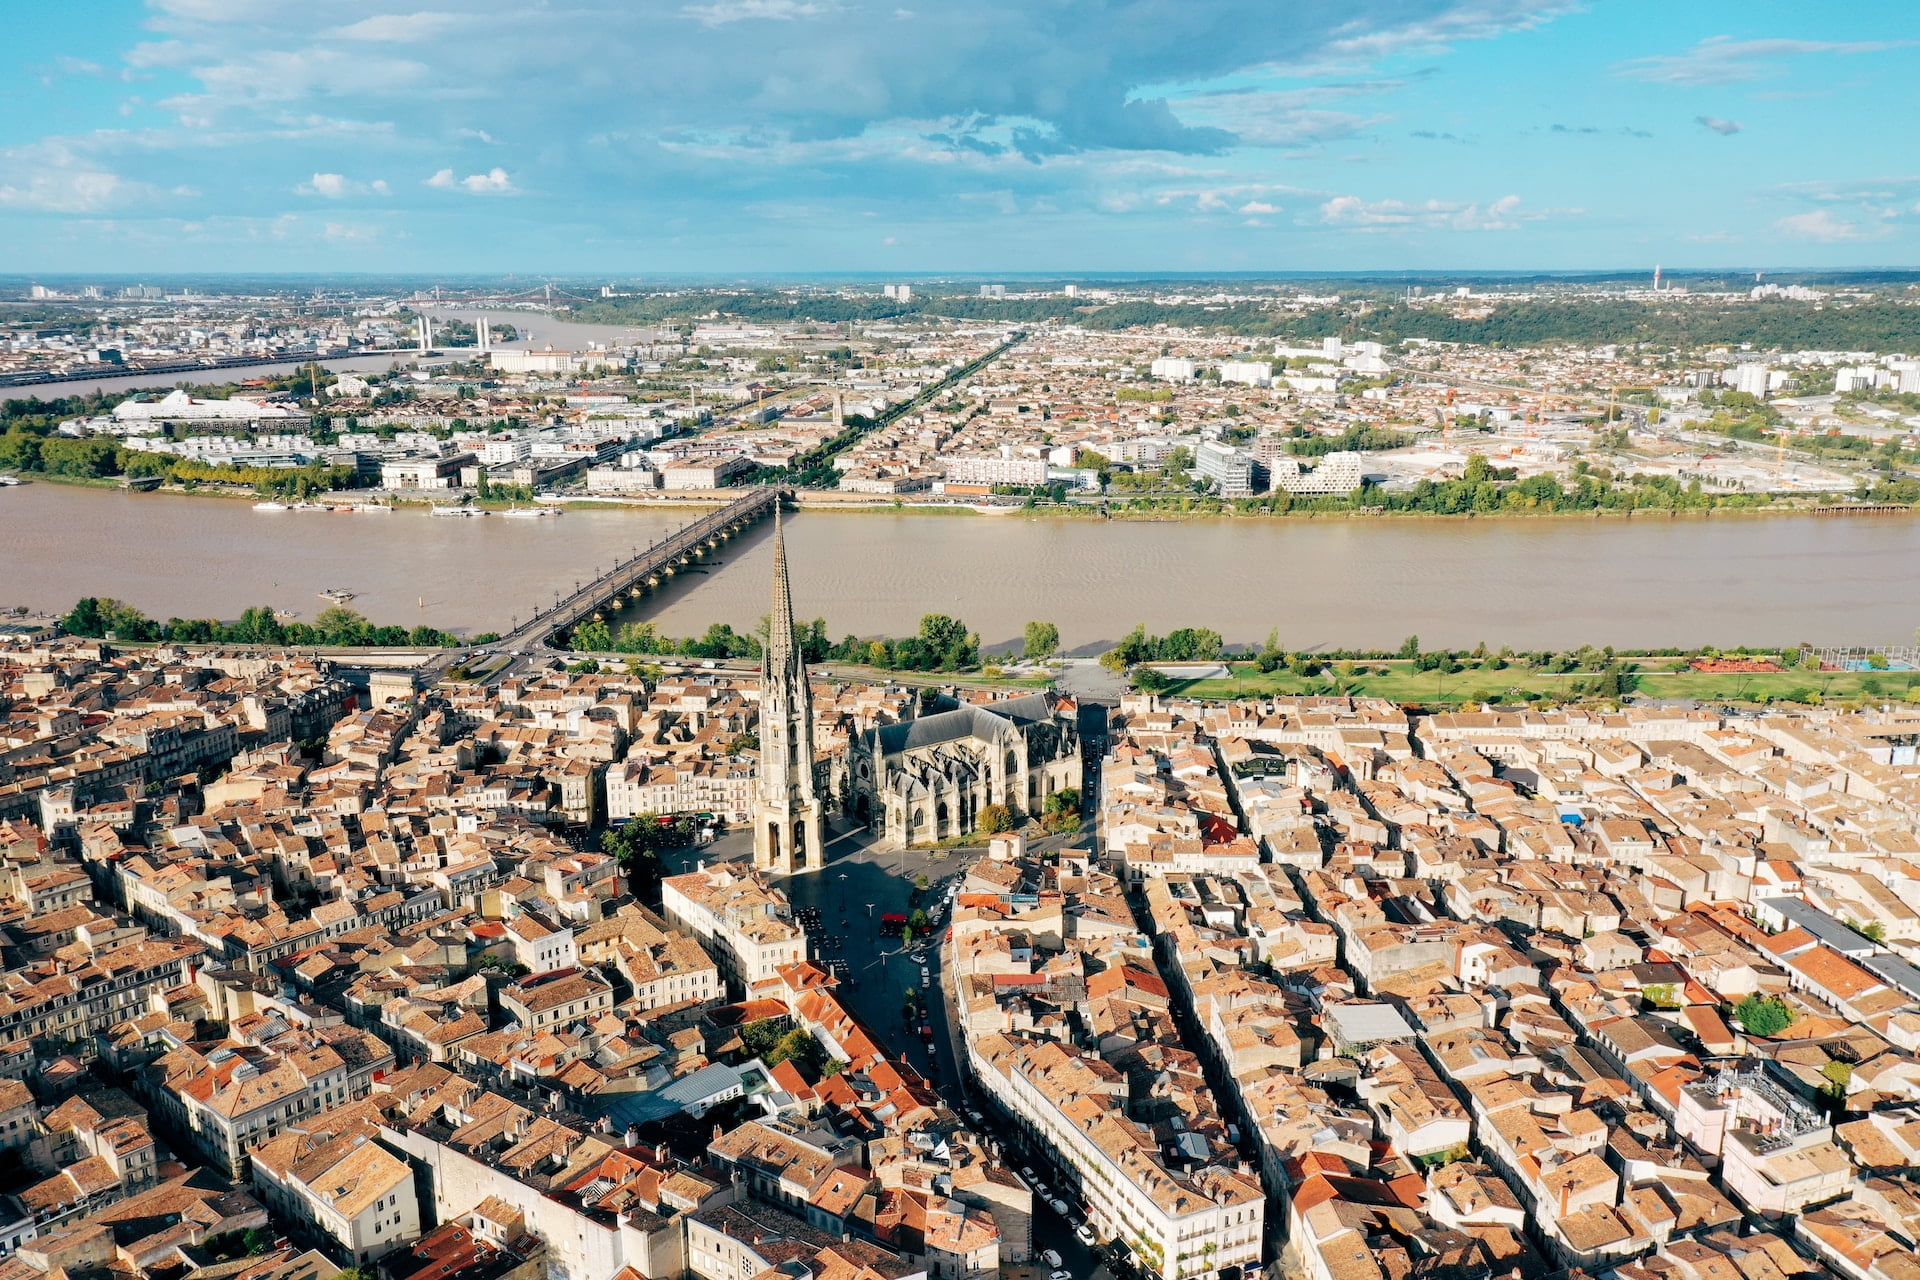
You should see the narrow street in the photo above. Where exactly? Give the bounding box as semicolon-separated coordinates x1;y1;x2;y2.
661;816;1116;1280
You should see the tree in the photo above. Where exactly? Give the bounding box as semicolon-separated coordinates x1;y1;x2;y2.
977;804;1016;835
602;813;696;896
1820;1059;1853;1101
1398;634;1421;660
63;597;106;638
572;619;614;652
919;613;967;654
1254;628;1284;673
313;604;371;646
1024;620;1060;661
1044;787;1080;817
1734;994;1795;1038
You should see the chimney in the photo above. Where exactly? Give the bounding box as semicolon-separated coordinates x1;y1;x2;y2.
1559;1180;1569;1219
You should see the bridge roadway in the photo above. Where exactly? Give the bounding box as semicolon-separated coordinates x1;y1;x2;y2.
496;487;786;653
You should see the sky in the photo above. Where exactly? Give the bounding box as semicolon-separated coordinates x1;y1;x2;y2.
3;0;1918;274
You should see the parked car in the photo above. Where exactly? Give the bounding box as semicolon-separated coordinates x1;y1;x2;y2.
1041;1251;1063;1269
1074;1224;1097;1245
1051;1270;1073;1280
1050;1197;1070;1215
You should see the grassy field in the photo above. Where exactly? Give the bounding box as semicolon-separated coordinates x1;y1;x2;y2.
1161;660;1920;706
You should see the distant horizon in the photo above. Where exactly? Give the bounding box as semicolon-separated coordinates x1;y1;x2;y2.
8;266;1920;286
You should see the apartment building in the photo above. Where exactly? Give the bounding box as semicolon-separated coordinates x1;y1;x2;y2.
662;865;809;995
250;1122;421;1264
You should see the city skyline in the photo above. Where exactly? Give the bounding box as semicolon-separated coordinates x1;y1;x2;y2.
4;0;1919;273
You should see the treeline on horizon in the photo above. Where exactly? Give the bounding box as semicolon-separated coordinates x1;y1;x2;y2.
569;293;1920;354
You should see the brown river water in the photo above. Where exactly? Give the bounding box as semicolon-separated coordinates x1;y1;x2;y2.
3;483;1917;651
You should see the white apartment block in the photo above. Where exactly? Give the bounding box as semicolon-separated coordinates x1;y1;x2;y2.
1219;361;1272;387
944;453;1049;487
661;866;809;994
1150;357;1197;382
607;758;755;824
968;1034;1263;1280
480;437;533;464
251;1129;421;1264
1274;450;1364;495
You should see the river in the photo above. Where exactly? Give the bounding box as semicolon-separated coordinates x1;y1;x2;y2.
4;482;1917;649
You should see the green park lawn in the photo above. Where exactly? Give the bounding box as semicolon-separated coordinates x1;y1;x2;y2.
1162;660;1920;707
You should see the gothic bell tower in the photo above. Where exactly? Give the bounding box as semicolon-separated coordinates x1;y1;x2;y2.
753;502;824;875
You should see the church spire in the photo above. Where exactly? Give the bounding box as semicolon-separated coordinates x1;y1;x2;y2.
766;503;796;669
753;496;822;876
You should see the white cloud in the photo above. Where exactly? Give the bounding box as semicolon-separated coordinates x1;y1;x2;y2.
323;220;376;241
681;0;829;26
1696;115;1742;136
297;172;389;198
1239;200;1278;214
0;142;174;213
98;0;1574;172
332;11;464;42
1772;210;1865;242
0;170;131;213
1618;36;1913;86
1319;191;1552;232
428;166;516;194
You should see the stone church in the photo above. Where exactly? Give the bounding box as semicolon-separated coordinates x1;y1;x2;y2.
848;692;1081;846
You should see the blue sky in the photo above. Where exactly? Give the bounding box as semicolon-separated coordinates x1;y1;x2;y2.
3;0;1918;274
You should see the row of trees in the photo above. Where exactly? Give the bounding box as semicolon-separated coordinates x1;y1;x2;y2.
1100;623;1226;671
62;598;456;648
571;612;987;672
0;427;360;498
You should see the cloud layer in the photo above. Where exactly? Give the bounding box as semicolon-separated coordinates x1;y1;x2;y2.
3;1;1917;269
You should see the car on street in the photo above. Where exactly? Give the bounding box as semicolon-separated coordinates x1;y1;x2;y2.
1050;1197;1070;1215
1041;1251;1063;1269
1050;1270;1072;1280
1020;1166;1034;1178
1074;1225;1096;1245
